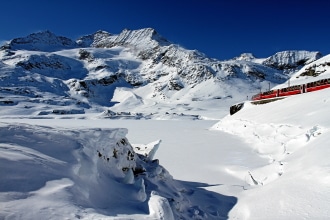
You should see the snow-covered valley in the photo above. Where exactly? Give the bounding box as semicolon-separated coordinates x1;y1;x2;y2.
1;29;330;219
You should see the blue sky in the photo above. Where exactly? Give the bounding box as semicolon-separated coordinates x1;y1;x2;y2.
1;0;330;60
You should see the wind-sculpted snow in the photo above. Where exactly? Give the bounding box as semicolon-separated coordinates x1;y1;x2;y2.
0;122;236;219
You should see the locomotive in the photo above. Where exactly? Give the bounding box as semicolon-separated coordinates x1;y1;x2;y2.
230;77;330;115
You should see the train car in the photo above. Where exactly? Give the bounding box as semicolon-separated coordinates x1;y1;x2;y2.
252;90;277;101
251;93;262;101
251;78;330;102
306;78;330;92
278;85;302;97
231;77;330;115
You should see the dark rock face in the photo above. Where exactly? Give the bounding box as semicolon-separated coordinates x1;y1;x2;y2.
78;49;94;62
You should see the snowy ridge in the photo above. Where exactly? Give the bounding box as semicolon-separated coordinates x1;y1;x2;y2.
78;28;171;50
232;53;257;62
76;30;113;48
262;50;322;75
2;30;78;52
292;53;330;79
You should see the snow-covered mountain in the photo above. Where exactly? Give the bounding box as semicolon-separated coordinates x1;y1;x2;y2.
0;29;323;119
262;50;322;75
1;30;78;52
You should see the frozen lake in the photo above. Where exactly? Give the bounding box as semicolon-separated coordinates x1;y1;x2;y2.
0;118;267;197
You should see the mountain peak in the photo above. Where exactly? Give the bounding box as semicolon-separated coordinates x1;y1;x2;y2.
76;30;113;47
4;30;77;52
263;50;322;73
115;27;171;48
233;53;256;61
78;28;171;49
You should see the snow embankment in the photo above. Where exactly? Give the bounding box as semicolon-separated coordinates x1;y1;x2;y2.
212;87;330;219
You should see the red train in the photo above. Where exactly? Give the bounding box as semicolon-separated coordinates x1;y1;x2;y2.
252;78;330;101
230;77;330;115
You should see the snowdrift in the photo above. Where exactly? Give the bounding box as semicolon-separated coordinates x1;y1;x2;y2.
0;122;236;219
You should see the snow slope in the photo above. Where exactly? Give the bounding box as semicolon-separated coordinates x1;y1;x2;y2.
211;74;330;218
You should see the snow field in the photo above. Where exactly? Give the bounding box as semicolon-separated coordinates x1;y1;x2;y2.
211;88;330;219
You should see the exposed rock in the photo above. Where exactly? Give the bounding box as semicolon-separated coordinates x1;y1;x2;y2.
78;49;94;62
